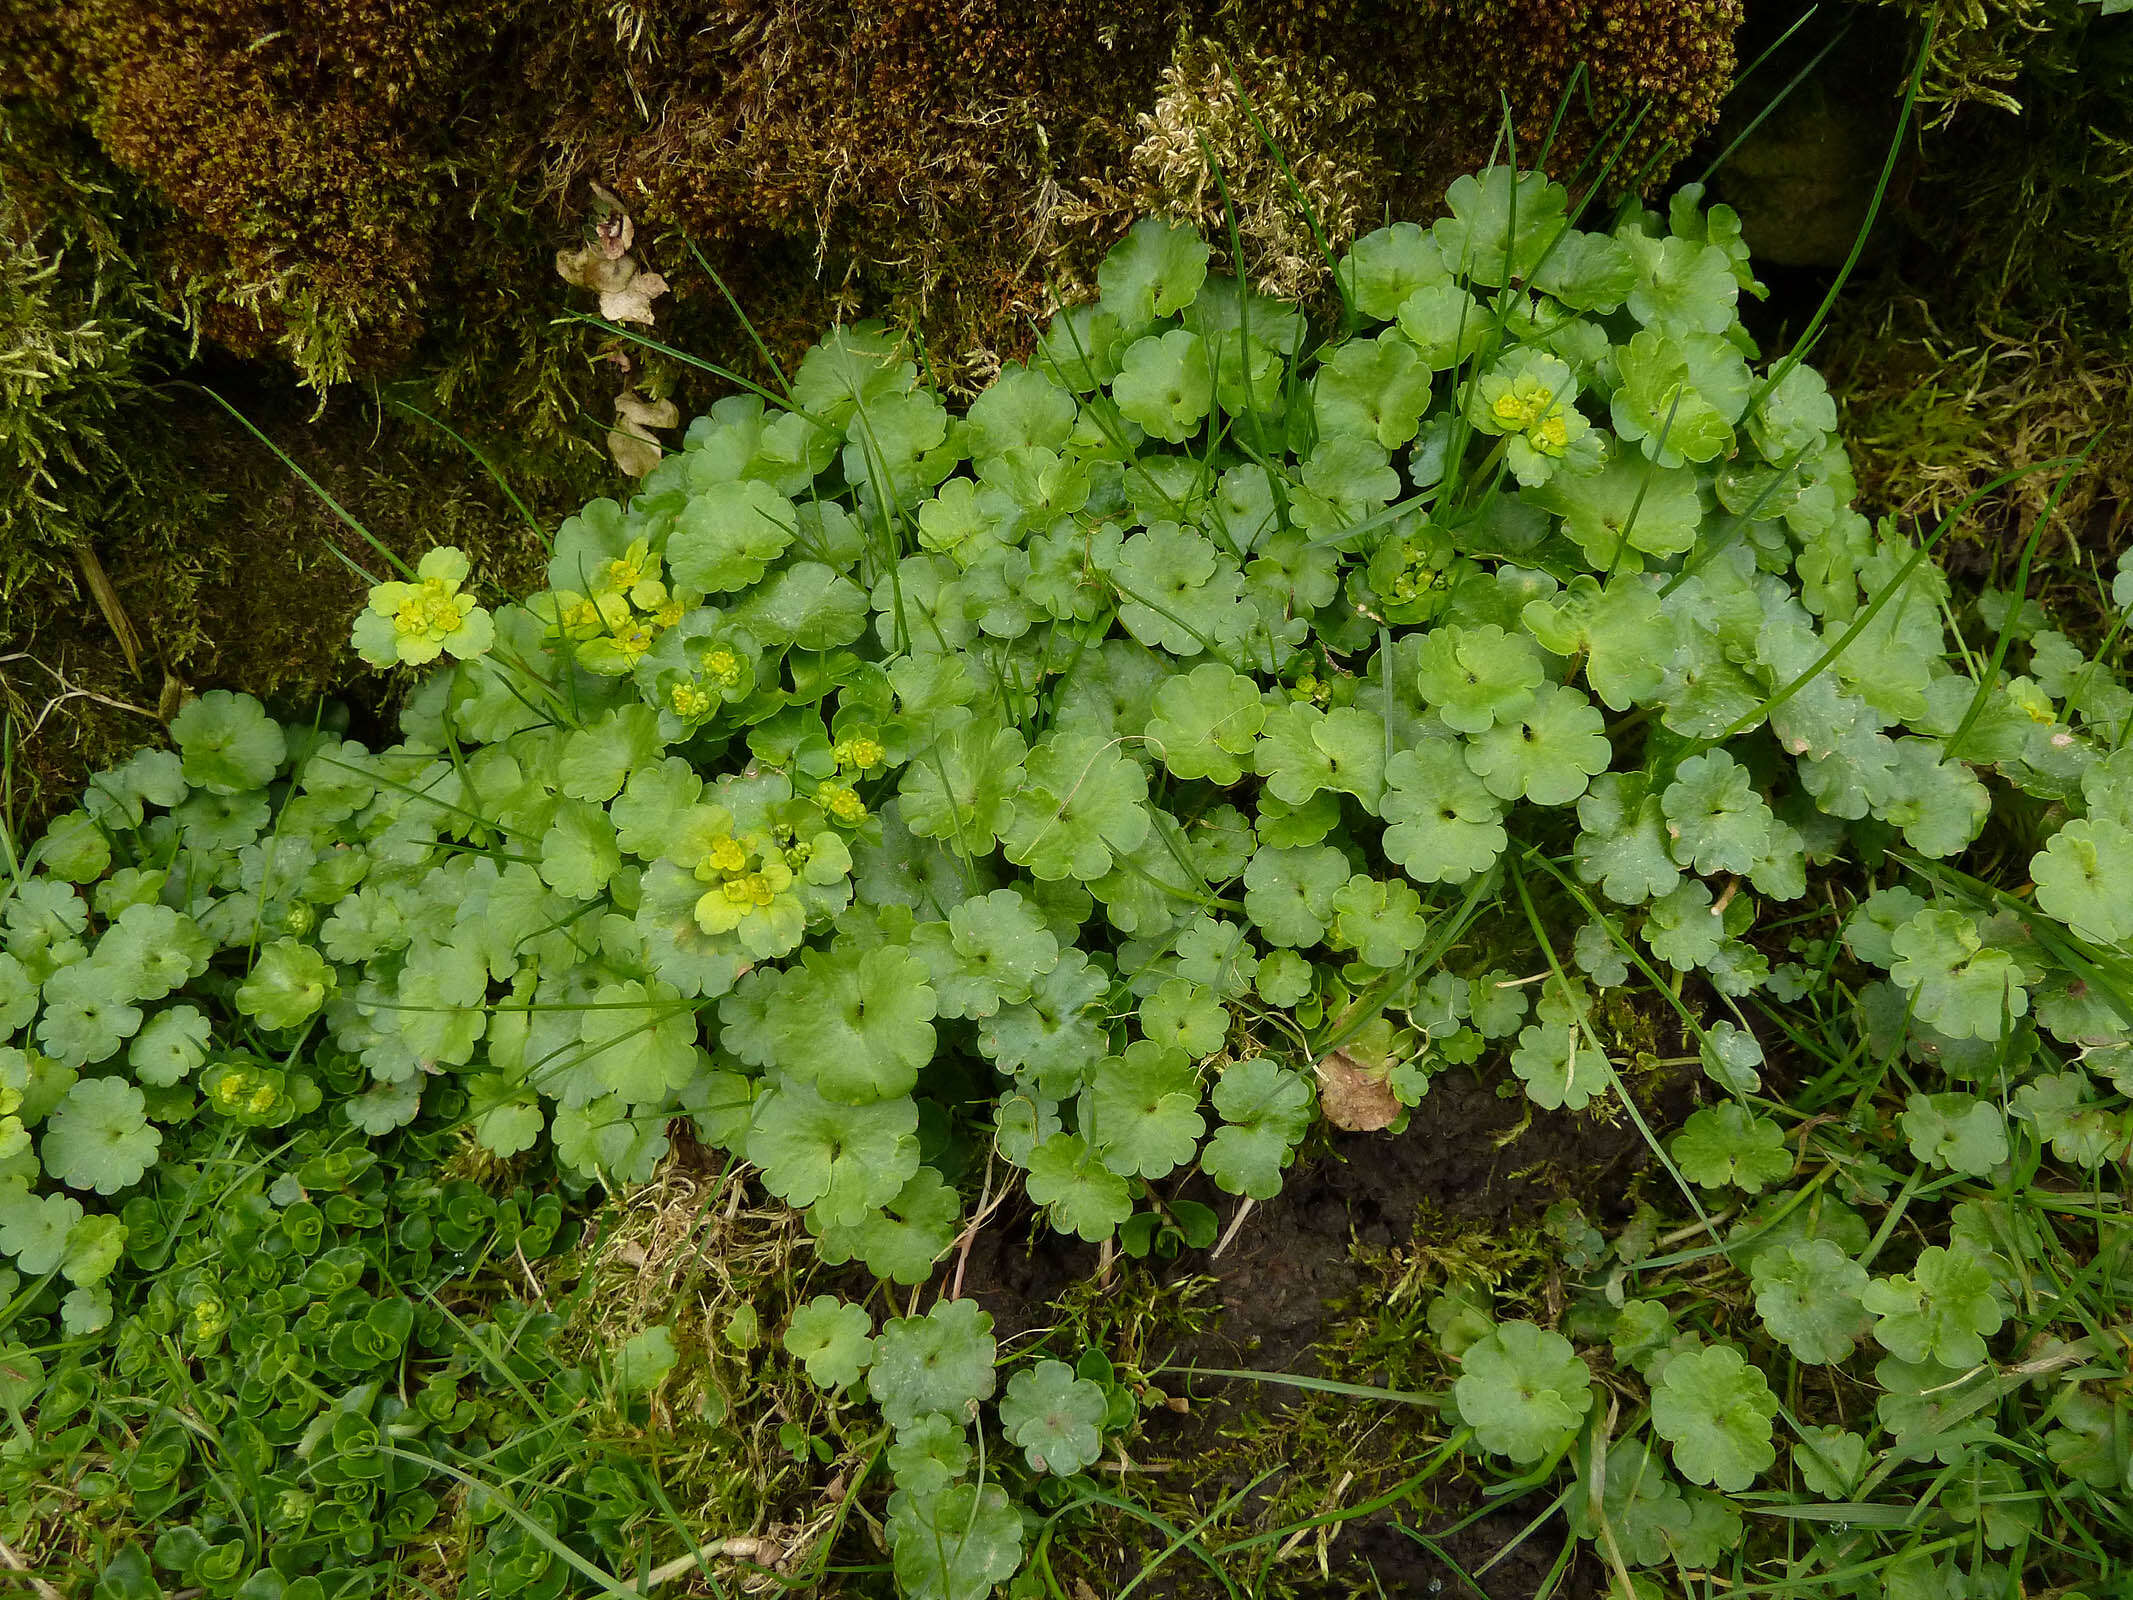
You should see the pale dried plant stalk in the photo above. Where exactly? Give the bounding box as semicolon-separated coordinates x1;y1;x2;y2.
1061;38;1380;300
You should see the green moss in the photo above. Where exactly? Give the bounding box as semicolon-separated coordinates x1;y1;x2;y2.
0;207;157;588
1828;299;2133;610
2;0;1749;824
1868;0;2059;118
2;0;1753;446
60;0;511;381
1916;6;2133;329
1778;3;2133;587
0;87;190;588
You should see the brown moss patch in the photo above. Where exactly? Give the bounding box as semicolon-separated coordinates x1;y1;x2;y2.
9;0;1749;396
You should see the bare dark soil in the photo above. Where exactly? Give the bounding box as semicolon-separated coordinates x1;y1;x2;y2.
961;1065;1691;1599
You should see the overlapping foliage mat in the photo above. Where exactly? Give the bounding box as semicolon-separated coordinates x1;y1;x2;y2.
4;164;2131;1598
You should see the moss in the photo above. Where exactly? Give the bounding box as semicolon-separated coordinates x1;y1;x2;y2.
1765;3;2133;586
53;0;510;380
2;0;1748;824
8;0;1747;394
0;382;559;835
0;200;161;589
2;0;1753;422
1071;3;1743;305
0;81;197;587
1867;0;2059;119
1060;38;1389;304
1756;2;2133;328
537;1158;847;1546
1827;297;2133;607
1423;0;1745;183
1911;5;2133;330
0;0;1755;434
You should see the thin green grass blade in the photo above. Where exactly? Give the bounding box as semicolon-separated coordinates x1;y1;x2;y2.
192;384;411;580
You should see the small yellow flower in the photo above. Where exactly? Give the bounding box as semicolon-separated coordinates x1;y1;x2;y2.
716;867;780;909
834;734;886;772
2007;678;2058;725
654;598;686;629
1471;352;1584;478
822;784;867;824
671;682;713;719
1494;380;1555;431
598;538;668;610
689;829;796;934
353;546;495;668
705;647;743;688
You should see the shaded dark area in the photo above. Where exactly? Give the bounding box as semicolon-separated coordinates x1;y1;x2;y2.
0;374;561;830
1713;0;2133;583
959;1065;1693;1597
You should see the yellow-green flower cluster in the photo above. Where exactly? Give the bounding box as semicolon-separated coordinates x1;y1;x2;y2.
703;643;745;690
665;794;857;961
199;1057;304;1128
184;1287;231;1346
1494;388;1570;450
209;1062;283;1118
1287;671;1333;707
819;783;867;824
541;538;687;675
833;732;886;773
691;831;797;936
810;730;885;824
667;640;749;721
634;612;764;741
1482;358;1575;451
1368;524;1459;624
351;546;495;668
1467;349;1593;487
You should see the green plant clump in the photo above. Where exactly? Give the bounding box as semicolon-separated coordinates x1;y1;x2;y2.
5;162;2133;1596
